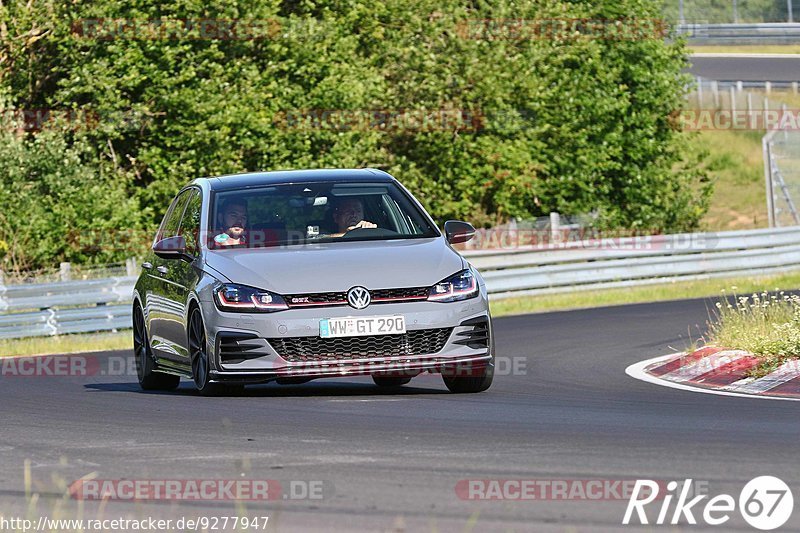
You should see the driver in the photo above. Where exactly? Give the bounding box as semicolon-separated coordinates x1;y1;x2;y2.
330;197;377;237
214;198;248;246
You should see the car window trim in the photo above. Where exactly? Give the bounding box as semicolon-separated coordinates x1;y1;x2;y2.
176;187;203;258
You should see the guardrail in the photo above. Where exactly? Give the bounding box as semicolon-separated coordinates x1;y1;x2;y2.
679;23;800;45
465;225;800;299
0;275;135;340
1;226;800;339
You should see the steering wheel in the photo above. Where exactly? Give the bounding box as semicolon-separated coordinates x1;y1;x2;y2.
342;227;398;238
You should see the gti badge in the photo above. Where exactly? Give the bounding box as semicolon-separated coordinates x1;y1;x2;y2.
347;286;371;309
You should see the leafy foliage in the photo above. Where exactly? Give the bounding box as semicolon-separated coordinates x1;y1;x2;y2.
0;0;709;271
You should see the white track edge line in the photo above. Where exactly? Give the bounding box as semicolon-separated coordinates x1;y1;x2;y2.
625;353;800;402
690;53;800;58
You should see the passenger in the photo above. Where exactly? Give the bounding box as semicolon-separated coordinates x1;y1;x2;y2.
214;198;248;246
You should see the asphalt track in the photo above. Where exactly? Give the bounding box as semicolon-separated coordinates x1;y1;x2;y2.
2;297;800;532
687;55;800;82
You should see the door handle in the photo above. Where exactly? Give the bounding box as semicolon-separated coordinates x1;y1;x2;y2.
142;262;153;270
156;266;168;275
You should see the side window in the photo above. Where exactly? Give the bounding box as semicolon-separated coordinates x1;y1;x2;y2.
157;190;192;241
179;189;202;256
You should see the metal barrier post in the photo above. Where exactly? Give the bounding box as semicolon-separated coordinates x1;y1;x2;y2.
125;258;137;277
59;262;71;281
764;133;777;228
550;212;561;244
0;269;6;312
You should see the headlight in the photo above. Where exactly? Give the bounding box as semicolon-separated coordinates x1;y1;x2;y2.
214;283;288;312
428;269;478;302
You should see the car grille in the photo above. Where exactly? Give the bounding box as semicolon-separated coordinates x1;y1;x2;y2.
267;328;453;362
284;287;429;308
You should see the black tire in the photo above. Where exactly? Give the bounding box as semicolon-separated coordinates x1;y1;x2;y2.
372;375;412;388
188;307;243;396
442;357;494;393
189;307;218;396
133;304;180;391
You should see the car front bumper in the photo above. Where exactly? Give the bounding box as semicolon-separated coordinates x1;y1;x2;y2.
200;290;493;383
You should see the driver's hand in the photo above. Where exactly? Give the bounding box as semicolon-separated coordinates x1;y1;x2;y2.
347;220;377;231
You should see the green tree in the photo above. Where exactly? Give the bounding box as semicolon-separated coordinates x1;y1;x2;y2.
0;0;710;271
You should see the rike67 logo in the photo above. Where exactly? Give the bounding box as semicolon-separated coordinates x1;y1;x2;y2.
623;477;793;530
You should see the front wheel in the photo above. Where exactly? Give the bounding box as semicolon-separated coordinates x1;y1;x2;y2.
189;307;217;395
133;304;180;391
188;308;243;396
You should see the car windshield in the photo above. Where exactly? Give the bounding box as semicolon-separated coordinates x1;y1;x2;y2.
209;181;439;249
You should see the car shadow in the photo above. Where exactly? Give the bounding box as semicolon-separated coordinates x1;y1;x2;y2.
84;380;451;397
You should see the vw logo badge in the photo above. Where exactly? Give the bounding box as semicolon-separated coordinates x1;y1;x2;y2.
347;286;371;309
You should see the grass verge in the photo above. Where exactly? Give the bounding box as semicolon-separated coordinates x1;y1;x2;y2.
490;271;800;317
708;291;800;378
0;330;130;358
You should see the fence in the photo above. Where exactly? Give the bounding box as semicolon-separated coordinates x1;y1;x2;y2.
762;106;800;228
665;0;799;25
689;77;799;112
681;77;800;229
3;226;800;339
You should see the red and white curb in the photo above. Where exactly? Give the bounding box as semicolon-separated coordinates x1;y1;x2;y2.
625;346;800;402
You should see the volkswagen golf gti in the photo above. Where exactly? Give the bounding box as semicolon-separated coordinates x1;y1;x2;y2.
132;168;494;395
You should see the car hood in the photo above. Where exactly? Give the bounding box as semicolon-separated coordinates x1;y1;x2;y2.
204;238;465;294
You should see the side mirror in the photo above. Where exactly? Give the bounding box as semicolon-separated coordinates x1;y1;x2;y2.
153;235;187;260
444;220;476;244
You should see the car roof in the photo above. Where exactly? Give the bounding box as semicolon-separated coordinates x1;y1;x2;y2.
202;168;395;191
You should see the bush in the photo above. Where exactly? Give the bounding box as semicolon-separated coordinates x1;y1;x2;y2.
0;0;711;270
0;128;147;272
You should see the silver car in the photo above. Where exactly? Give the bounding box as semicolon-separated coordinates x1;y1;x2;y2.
132;169;494;395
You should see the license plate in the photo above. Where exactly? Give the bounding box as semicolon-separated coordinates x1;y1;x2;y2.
319;315;406;338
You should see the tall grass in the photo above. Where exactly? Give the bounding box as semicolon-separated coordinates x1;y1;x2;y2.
708;289;800;375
